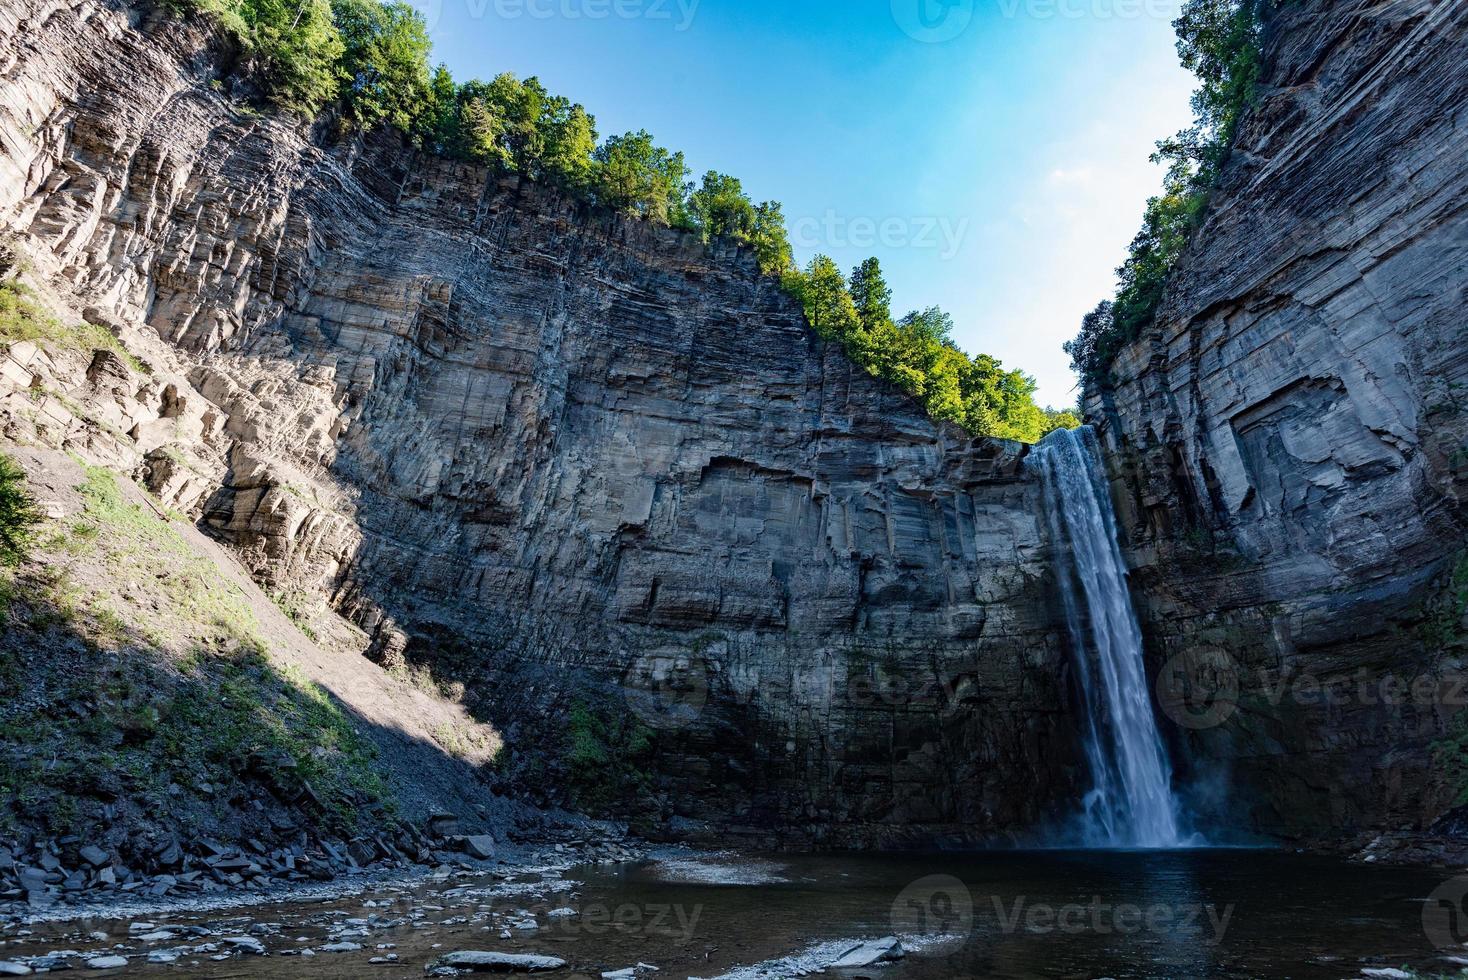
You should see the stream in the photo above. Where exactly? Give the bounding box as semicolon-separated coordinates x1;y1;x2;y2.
2;848;1462;978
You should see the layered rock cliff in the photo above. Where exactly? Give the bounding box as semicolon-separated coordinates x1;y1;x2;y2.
1088;0;1468;848
0;0;1084;845
4;0;1464;857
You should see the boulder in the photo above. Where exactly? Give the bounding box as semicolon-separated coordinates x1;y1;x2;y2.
459;835;497;860
78;845;109;868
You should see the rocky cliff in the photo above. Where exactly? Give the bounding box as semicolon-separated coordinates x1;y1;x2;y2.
6;0;1464;859
1088;0;1468;849
0;0;1084;846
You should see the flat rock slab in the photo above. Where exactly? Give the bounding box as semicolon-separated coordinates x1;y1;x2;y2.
829;936;905;968
85;957;129;970
433;951;568;972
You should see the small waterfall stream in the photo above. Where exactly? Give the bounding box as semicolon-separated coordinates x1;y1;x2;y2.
1030;426;1187;849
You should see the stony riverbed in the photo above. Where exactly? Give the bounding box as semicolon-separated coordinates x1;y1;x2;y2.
1;849;1466;979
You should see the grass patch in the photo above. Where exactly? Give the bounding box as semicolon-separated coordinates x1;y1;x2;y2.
0;278;147;374
432;722;496;761
74;463;261;651
0;462;394;839
271;588;320;642
0;640;391;837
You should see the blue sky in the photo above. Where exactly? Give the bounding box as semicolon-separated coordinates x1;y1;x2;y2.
411;0;1196;408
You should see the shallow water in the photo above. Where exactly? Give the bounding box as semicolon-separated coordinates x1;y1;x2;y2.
2;848;1462;979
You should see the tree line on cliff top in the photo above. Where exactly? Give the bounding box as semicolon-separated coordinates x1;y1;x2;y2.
169;0;1096;441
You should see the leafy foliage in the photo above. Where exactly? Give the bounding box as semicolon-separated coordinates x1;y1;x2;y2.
785;256;1078;443
237;0;345;116
564;701;653;814
592;130;691;224
1067;0;1271;390
0;454;39;568
331;0;432;132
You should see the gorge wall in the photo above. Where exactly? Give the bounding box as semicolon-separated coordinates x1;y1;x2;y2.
1088;0;1468;849
0;0;1084;846
4;0;1466;856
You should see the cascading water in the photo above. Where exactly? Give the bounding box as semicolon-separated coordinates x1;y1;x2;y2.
1029;425;1188;849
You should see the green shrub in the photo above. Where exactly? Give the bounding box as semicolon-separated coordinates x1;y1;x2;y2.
0;453;39;568
564;700;653;814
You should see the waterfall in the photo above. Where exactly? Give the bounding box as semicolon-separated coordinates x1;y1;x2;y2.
1029;426;1187;849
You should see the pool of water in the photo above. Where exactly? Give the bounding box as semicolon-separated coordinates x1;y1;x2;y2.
568;848;1464;979
3;848;1462;978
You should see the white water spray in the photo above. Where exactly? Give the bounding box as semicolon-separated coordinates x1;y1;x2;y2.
1029;426;1187;848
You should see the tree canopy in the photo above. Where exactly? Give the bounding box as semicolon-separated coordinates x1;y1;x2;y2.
784;257;1077;443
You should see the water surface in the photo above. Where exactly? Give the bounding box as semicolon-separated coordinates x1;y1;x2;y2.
3;848;1458;979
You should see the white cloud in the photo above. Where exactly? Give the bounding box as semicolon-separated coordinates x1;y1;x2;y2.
1048;166;1094;185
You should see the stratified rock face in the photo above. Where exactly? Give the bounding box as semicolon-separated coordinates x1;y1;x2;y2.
0;0;1081;843
1089;0;1468;844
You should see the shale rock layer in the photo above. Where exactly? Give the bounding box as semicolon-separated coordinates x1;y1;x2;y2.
0;0;1080;844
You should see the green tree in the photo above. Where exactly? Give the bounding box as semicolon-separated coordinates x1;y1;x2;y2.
687;171;756;241
749;202;793;275
783;255;857;340
898;306;953;345
848;257;892;333
238;0;344;116
419;64;460;151
488;73;545;172
592;131;690;224
455;92;509;168
537;96;598;189
331;0;432;133
1042;407;1083;435
1166;0;1267;176
1068;0;1270;392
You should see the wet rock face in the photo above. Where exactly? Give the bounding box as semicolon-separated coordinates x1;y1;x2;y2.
0;0;1082;842
1089;0;1468;843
